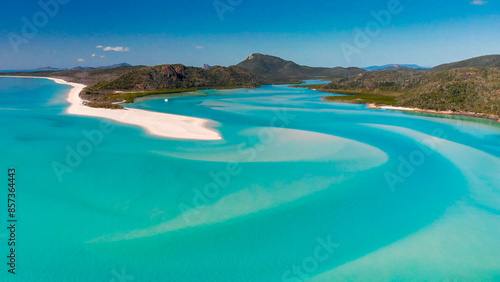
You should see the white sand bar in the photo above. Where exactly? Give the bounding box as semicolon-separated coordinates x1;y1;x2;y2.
6;76;222;140
380;106;416;111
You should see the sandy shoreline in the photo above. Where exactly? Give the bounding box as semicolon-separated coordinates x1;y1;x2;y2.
4;76;222;140
366;103;500;123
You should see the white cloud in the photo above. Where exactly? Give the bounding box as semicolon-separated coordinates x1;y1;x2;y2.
195;46;204;49
470;0;488;4
91;54;96;57
77;58;85;62
96;45;103;48
100;55;105;58
103;46;130;52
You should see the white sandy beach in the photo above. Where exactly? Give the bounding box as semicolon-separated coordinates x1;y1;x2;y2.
366;103;415;111
6;76;222;140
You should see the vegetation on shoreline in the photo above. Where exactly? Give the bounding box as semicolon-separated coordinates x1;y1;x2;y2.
322;92;398;105
317;67;500;117
81;85;252;107
113;88;199;103
291;84;399;105
80;88;200;108
289;84;329;89
83;102;125;109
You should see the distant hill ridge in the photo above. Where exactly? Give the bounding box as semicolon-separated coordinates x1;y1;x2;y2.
70;63;132;71
364;64;428;71
432;55;500;71
236;53;366;79
35;66;62;71
32;63;132;72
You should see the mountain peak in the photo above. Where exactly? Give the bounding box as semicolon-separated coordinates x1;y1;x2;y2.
245;53;282;61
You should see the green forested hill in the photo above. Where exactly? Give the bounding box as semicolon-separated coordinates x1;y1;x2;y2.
93;64;264;90
320;67;500;116
80;64;266;108
397;68;500;114
432;55;500;72
236;53;365;79
324;69;422;93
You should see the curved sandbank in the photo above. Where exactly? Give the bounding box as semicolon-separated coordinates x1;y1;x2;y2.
3;76;222;140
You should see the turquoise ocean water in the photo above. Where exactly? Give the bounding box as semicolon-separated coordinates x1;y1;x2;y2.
0;77;499;281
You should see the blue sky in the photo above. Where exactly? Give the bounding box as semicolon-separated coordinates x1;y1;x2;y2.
0;0;499;69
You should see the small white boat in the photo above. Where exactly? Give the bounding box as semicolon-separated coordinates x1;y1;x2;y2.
164;99;169;102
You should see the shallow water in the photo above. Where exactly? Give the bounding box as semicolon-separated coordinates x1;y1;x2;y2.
1;78;499;281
